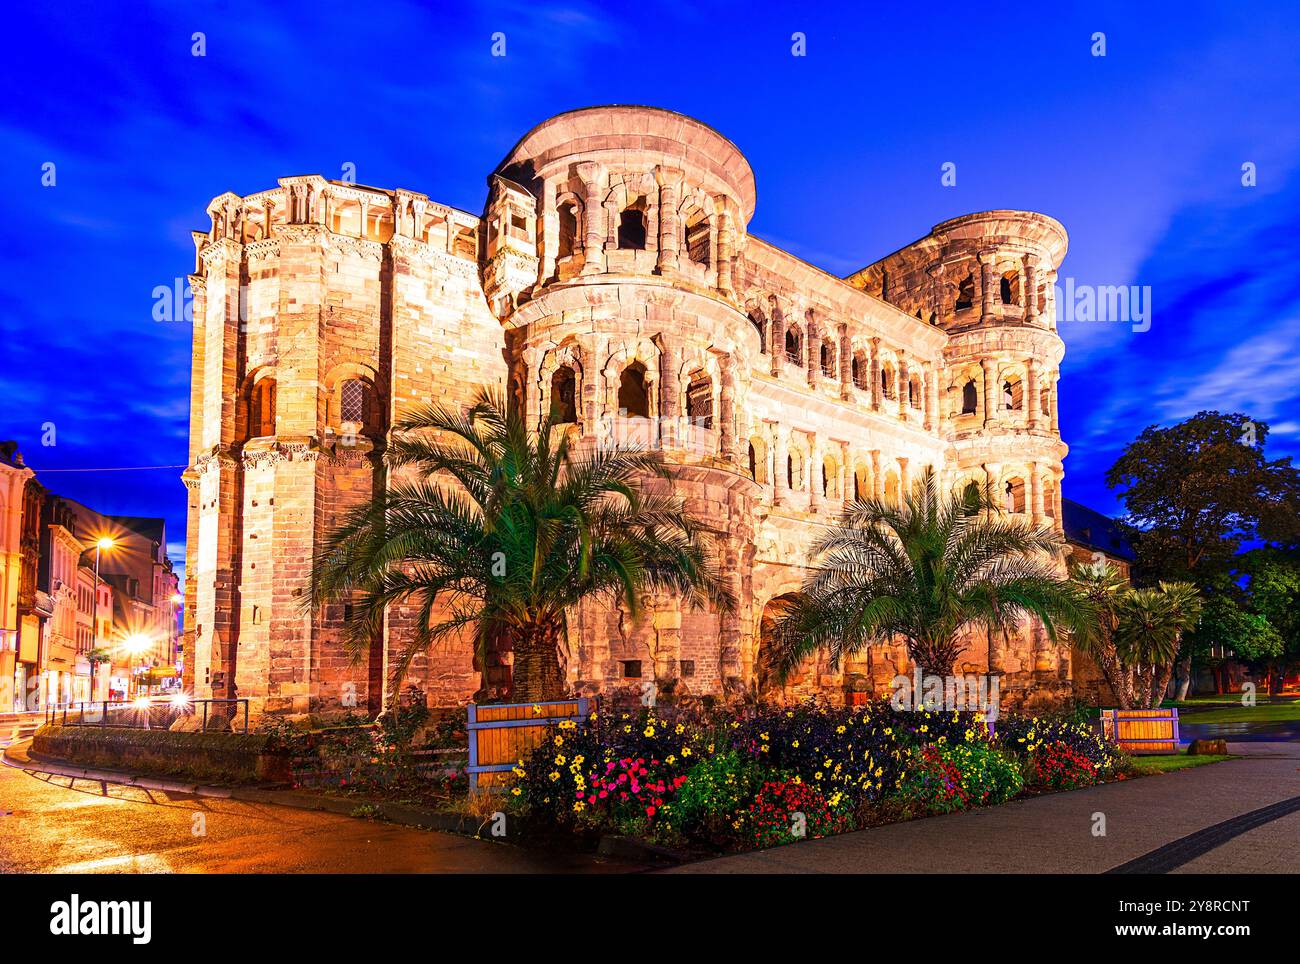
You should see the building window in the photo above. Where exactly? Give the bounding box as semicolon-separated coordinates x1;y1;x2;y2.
961;379;978;415
820;341;836;378
550;366;577;424
621;660;643;679
1000;271;1020;305
1004;478;1026;514
557;202;579;260
1003;378;1023;411
680;659;695;677
853;355;869;390
251;378;276;438
881;364;895;399
785;327;803;367
686;374;713;429
340;379;366;425
618;205;647;249
955;274;975;311
685;214;709;265
617;364;650;418
747;443;757;480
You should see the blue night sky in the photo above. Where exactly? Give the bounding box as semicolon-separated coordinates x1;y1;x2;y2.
3;0;1299;586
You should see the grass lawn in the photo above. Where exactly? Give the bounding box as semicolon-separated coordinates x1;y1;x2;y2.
1172;701;1300;724
1129;752;1232;774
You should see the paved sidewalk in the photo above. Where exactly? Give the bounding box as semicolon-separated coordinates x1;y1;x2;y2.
667;742;1300;874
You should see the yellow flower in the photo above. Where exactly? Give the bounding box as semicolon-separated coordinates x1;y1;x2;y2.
644;726;655;737
548;771;560;781
682;747;693;757
511;787;522;796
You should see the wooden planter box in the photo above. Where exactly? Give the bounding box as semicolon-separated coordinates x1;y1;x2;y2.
467;698;590;794
1100;708;1180;754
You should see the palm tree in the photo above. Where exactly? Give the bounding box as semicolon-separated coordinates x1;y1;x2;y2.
307;388;731;705
1115;581;1201;708
770;469;1094;682
1070;560;1133;707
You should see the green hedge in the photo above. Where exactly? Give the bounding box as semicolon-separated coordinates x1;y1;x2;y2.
34;725;291;784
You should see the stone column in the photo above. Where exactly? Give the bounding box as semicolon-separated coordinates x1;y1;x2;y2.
979;253;995;322
1026;360;1041;430
870;449;883;499
924;365;937;432
522;346;541;431
715;201;734;296
1050;372;1061;434
838;323;852;400
806;315;819;389
576;162;604;275
899;457;910;502
1030;462;1044;524
897;353;909;419
808;434;823;512
656;336;678;449
770;304;785;377
655;168;680;277
718;353;736;464
870;338;882;411
773;428;789;506
1045;269;1059;329
1024;255;1039;323
603;198;618;251
981;358;997;427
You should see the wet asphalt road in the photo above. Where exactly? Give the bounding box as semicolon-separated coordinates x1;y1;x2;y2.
0;754;622;874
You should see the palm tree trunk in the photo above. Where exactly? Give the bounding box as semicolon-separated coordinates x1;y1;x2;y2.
511;618;566;702
1094;643;1132;709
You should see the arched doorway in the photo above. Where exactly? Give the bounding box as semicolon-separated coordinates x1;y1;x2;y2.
756;593;815;701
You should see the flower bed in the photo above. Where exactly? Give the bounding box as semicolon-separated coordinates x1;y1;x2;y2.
505;700;1126;854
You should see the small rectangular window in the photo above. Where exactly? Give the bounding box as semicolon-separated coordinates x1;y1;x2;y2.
620;660;642;679
340;380;366;425
679;660;695;677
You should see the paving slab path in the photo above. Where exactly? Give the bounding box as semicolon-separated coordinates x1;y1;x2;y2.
666;741;1300;874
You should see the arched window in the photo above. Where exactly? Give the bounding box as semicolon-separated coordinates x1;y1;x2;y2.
1000;271;1020;305
251;378;276;438
617;364;650;418
909;375;922;409
853;355;869;390
335;377;378;439
1004;478;1026;514
557;202;579;260
747;443;757;480
550;366;577;424
881;364;895;399
961;379;978;415
749;312;767;354
618;203;647;250
1040;388;1051;420
785;327;803;367
786;454;794;490
820;340;836;378
686;372;713;429
962;481;981;516
955;273;975;311
1003;377;1023;411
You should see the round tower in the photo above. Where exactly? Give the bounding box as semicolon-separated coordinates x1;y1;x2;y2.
853;210;1071;703
484;105;763;700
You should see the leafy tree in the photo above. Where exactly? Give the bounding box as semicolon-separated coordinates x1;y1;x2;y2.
307;389;731;704
770;469;1093;680
1106;411;1300;582
1183;585;1283;693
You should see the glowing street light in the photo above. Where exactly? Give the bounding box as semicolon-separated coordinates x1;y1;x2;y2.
90;536;117;702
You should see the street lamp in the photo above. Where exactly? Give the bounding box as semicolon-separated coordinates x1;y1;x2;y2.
91;537;115;702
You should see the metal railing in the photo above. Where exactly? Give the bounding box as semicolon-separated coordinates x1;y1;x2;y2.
46;698;251;734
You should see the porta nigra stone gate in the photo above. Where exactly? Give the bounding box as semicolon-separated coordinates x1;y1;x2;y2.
182;105;1072;719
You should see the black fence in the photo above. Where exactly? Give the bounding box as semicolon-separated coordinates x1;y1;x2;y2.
45;698;251;734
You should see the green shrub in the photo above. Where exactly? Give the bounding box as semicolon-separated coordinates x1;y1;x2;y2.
660;750;770;844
